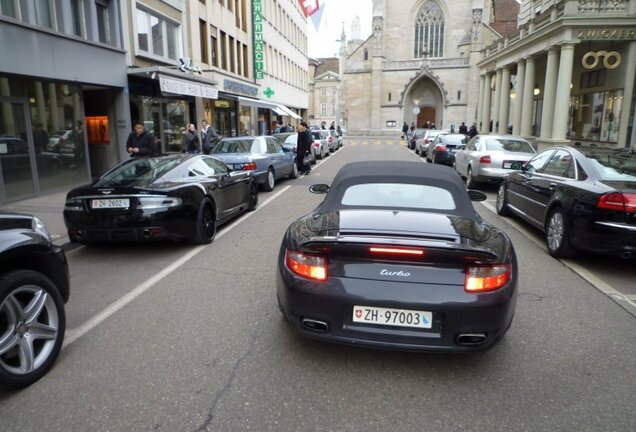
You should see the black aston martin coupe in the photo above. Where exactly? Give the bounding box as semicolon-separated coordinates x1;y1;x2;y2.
277;161;518;352
64;154;258;244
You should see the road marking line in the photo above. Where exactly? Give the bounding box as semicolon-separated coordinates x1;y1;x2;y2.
63;185;292;348
479;201;636;316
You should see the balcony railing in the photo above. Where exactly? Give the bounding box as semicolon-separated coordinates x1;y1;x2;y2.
577;0;628;13
382;58;469;71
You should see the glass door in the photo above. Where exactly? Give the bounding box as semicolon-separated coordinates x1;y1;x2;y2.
0;100;37;200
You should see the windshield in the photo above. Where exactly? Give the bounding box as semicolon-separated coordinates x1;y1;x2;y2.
441;135;467;144
210;139;254;154
311;132;325;140
95;156;183;186
486;139;535;153
586;151;636;181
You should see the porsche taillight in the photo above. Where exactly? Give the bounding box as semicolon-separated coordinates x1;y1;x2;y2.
597;192;636;213
465;264;511;293
285;250;327;281
369;247;425;257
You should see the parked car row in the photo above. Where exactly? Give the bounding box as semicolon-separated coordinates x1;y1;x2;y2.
407;133;635;259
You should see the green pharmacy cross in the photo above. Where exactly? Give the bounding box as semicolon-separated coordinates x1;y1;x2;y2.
264;87;275;99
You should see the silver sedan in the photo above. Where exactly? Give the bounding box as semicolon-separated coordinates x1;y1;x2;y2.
454;135;536;188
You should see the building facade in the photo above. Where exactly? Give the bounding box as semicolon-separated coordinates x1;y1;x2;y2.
0;0;129;203
477;0;636;149
308;57;340;128
340;0;516;135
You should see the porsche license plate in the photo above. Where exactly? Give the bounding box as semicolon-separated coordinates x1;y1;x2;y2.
91;198;130;209
352;305;432;329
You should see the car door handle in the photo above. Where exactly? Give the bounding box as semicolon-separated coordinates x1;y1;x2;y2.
549;182;557;189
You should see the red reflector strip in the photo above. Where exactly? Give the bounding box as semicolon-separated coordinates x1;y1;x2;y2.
465;264;512;293
369;247;425;256
285;250;327;281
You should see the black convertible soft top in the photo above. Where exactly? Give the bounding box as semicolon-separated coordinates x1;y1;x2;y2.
317;161;477;218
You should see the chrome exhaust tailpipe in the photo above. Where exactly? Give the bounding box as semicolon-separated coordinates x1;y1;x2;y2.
142;229;152;239
456;333;487;346
620;251;632;259
301;318;329;333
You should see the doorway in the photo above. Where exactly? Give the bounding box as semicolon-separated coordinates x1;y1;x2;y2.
417;107;436;127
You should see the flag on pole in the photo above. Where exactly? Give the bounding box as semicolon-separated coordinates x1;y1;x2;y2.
309;2;326;32
299;0;320;18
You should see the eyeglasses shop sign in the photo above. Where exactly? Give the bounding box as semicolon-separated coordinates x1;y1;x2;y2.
159;76;219;99
253;0;264;80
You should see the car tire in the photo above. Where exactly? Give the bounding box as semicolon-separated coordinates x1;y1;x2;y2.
496;182;511;216
0;270;66;389
546;207;577;258
247;181;258;211
310;149;317;165
466;167;479;189
289;162;299;179
190;197;216;244
262;168;275;192
317;148;324;160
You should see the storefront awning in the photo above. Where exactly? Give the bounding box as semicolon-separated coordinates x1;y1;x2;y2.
238;97;302;119
275;104;302;119
128;66;219;99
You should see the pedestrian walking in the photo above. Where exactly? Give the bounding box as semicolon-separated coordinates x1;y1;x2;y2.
468;123;478;138
329;121;335;131
126;120;156;157
181;124;200;154
401;121;409;140
200;119;219;154
459;122;468;135
296;121;312;175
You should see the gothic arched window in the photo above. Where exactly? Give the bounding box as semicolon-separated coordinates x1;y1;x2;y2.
414;1;445;58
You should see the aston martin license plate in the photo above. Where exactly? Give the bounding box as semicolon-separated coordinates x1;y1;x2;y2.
91;198;130;209
352;305;432;329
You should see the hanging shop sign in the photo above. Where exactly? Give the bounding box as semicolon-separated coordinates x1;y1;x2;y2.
159;75;218;99
582;51;621;70
223;79;259;97
253;0;264;80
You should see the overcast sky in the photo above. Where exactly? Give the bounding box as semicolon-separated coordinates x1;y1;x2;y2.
307;0;373;58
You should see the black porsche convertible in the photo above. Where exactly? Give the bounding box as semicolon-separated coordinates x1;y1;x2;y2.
64;154;258;244
277;161;518;352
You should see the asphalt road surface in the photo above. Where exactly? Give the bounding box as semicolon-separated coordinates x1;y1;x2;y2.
1;137;634;432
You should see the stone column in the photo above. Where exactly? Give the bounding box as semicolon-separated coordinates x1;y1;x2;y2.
552;43;575;141
0;78;15;135
481;73;492;133
498;66;511;134
48;83;60;131
477;75;486;125
492;68;502;132
521;57;535;137
513;60;525;135
618;41;636;147
34;81;47;127
540;47;559;140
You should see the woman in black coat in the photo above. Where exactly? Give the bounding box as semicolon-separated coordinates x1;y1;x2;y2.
182;124;201;154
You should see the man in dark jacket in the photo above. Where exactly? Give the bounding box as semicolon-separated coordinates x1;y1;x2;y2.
200;119;220;154
401;121;409;139
126;121;156;157
296;121;312;175
459;122;468;135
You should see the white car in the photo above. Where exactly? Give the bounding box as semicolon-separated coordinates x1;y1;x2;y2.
454;135;537;188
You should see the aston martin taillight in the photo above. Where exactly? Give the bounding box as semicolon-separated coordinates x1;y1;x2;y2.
285;250;327;281
465;264;511;293
597;192;636;213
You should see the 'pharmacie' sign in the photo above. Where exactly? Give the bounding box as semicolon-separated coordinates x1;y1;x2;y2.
253;0;264;79
578;28;636;41
159;76;218;99
223;79;259;97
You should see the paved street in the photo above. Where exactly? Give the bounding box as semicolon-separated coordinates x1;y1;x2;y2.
1;138;635;432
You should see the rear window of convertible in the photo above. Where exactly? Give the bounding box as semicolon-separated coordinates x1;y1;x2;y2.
341;183;456;211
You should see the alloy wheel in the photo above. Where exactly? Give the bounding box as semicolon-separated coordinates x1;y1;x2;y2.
0;286;59;376
547;212;564;252
201;203;216;240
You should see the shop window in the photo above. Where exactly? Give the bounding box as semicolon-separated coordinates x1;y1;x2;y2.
70;0;84;37
96;1;110;44
568;90;623;143
242;44;249;78
210;28;218;67
199;20;208;64
229;35;236;74
220;31;227;70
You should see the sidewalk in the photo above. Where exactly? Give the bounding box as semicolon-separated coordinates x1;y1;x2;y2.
0;189;71;248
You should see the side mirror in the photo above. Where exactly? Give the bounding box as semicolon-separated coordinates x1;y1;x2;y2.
521;161;529;171
467;190;487;202
309;184;330;194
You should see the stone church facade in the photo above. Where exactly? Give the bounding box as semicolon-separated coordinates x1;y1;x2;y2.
340;0;517;135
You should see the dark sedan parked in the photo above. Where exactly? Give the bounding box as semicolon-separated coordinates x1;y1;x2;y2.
496;146;636;258
426;133;468;165
0;213;69;388
64;154;258;244
277;161;518;352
